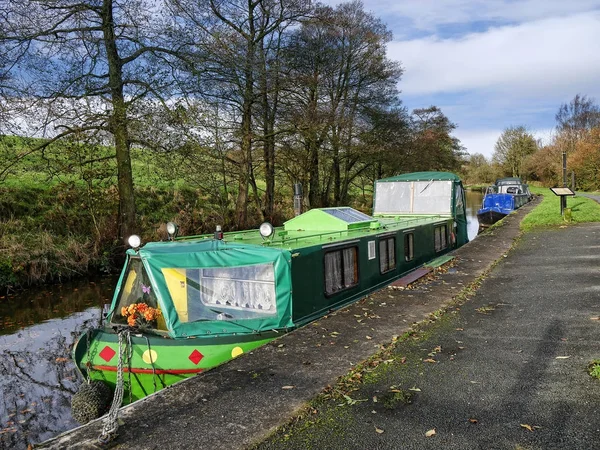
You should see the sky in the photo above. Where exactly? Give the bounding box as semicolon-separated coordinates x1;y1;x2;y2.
324;0;600;158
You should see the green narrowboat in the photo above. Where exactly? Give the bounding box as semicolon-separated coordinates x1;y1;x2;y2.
71;171;468;417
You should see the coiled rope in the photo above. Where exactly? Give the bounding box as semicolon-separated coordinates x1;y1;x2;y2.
98;329;131;445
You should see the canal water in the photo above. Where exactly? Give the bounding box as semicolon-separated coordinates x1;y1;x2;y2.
0;190;484;449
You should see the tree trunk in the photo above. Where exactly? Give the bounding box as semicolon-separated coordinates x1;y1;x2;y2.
102;0;135;244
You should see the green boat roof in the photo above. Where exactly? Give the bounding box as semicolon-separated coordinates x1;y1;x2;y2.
377;171;462;183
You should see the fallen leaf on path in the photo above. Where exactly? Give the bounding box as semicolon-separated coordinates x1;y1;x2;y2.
469;418;478;424
409;387;421;392
423;358;437;363
520;424;534;432
366;335;373;340
590;317;600;321
281;385;295;390
425;429;436;437
375;427;384;434
555;356;570;359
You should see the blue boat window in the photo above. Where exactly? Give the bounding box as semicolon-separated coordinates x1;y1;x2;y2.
112;257;163;329
379;237;396;274
434;225;447;252
162;264;277;323
404;233;414;262
324;246;358;295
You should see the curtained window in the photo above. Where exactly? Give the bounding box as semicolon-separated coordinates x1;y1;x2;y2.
434;225;448;252
324;246;358;295
404;233;414;262
379;237;396;274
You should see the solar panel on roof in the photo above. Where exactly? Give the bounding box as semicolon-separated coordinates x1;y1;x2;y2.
323;207;373;223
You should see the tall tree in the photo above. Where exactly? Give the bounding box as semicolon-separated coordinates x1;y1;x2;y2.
409;106;465;172
492;126;538;178
281;1;403;207
170;0;310;228
0;0;186;243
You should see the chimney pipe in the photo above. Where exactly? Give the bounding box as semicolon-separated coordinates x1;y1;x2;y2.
293;183;303;216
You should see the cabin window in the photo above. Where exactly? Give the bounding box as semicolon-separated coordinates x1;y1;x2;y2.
379;237;396;274
434;225;448;252
112;257;163;329
324;246;358;295
404;233;414;262
162;263;277;322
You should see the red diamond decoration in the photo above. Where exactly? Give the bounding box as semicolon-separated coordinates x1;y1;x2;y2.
99;346;116;362
189;349;204;365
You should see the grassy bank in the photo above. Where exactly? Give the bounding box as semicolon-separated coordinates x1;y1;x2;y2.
520;188;600;231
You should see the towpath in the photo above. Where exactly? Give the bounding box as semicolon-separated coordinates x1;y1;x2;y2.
36;198;600;449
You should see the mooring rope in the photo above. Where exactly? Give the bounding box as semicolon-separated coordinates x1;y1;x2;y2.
98;329;130;444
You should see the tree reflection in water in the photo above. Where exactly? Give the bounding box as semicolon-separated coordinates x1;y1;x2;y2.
0;278;115;449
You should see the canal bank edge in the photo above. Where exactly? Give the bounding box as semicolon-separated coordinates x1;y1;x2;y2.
34;199;539;450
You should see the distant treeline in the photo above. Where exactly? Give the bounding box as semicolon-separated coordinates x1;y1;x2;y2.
461;94;600;190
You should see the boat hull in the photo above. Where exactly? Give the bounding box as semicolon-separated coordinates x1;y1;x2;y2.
73;329;277;403
476;209;508;227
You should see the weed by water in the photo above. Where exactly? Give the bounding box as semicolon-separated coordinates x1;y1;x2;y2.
588;360;600;380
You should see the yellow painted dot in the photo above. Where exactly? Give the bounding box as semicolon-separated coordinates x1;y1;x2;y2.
142;349;158;364
231;347;244;358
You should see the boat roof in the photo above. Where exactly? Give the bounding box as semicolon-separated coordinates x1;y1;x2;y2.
377;171;462;183
139;210;449;255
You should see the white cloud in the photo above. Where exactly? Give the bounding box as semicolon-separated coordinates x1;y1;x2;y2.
456;127;554;158
358;0;600;32
389;12;600;98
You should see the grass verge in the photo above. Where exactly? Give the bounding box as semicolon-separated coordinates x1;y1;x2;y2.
520;188;600;231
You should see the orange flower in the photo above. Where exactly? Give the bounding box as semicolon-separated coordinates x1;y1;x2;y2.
143;310;155;321
127;315;137;327
136;303;149;313
121;307;128;317
127;304;137;315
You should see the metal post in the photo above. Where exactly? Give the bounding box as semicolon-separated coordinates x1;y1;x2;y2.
561;152;567;215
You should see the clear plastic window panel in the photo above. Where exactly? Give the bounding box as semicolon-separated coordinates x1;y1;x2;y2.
113;258;161;325
167;264;277;322
374;181;452;214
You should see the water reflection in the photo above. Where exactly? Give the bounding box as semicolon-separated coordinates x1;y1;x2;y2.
0;278;115;449
465;189;484;241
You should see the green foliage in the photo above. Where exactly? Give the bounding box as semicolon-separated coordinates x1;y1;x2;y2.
493;126;538;178
520;189;600;231
588;360;600;380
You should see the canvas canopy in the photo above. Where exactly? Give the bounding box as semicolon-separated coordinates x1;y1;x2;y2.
373;171;469;246
111;239;293;339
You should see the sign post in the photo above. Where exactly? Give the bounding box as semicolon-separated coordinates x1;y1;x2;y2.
550;187;575;216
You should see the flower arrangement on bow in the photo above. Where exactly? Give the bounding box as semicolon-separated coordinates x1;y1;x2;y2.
121;302;162;328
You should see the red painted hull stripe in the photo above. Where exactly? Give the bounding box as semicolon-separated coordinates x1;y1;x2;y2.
93;365;204;375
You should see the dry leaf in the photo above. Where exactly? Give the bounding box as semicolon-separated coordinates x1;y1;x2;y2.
366;335;373;340
590;317;600;321
409;387;421;392
469;418;478;424
55;357;68;363
423;358;437;363
555;356;570;359
281;385;295;390
375;427;384;434
520;424;534;432
425;429;436;437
